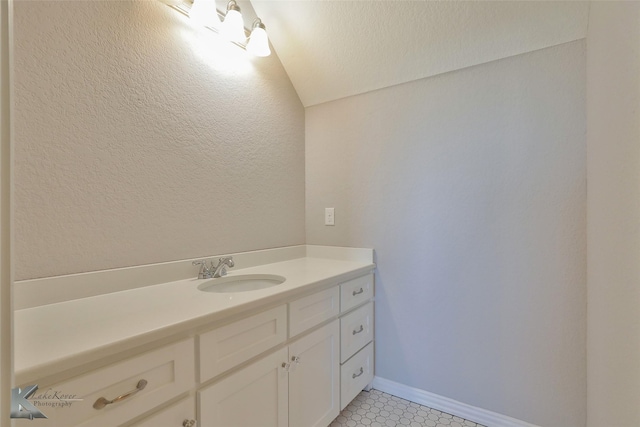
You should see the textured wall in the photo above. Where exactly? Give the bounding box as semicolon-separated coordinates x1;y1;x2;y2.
306;41;586;426
13;0;304;280
587;3;640;427
1;0;12;420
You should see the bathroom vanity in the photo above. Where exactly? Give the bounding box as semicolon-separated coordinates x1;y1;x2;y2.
13;246;375;427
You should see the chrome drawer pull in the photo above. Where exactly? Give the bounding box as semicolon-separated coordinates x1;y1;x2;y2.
352;367;364;379
93;379;148;410
183;420;196;427
352;325;364;335
352;288;364;296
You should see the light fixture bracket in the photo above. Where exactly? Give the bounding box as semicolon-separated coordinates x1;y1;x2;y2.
252;18;266;31
226;0;241;14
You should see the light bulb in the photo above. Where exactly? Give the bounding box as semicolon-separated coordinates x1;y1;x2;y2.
189;0;220;28
220;1;246;43
247;20;271;57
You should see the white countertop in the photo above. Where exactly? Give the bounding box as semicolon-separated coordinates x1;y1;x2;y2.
14;248;374;385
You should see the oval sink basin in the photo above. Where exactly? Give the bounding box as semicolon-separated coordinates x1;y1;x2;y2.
197;274;286;293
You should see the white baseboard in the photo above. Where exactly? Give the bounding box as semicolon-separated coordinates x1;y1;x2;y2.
371;376;541;427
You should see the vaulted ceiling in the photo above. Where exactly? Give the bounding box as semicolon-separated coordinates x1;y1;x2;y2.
250;1;590;107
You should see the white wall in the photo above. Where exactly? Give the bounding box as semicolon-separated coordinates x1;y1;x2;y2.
586;3;640;427
306;41;587;427
12;0;305;280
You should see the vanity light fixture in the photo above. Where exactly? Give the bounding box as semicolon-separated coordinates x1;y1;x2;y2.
173;0;271;57
188;0;220;28
246;18;271;57
220;0;246;43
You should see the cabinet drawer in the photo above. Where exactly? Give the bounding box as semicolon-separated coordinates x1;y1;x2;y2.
199;305;287;383
340;274;374;313
129;396;196;427
26;339;195;427
340;302;374;363
289;287;339;338
340;342;374;411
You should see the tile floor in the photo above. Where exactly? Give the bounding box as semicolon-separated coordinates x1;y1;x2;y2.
330;389;487;427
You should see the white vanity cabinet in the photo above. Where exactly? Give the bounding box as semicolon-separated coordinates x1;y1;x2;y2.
17;264;374;427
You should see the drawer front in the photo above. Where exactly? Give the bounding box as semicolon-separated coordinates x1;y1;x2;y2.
199;305;287;383
25;339;195;427
129;396;196;427
340;342;374;411
340;274;374;313
289;286;340;338
340;302;374;363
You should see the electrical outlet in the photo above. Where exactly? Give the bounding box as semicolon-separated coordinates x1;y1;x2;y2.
325;208;335;226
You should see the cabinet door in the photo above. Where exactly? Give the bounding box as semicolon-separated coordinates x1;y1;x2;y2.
288;319;340;427
198;347;288;427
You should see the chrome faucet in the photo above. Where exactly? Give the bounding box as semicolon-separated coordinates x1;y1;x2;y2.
192;257;234;279
212;256;234;278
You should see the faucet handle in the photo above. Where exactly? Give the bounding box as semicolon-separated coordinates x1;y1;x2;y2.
220;256;234;268
192;259;212;279
192;259;209;269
